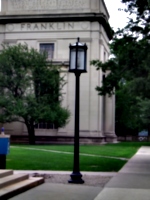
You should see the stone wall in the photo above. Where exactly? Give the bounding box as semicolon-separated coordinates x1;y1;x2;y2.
1;0;109;20
0;0;116;142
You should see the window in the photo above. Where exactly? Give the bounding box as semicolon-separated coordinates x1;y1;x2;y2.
104;52;106;62
40;43;54;60
35;122;58;129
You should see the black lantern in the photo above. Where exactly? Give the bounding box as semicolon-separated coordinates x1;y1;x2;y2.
68;38;88;184
69;37;87;73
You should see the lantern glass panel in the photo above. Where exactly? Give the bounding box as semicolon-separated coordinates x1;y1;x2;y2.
77;49;84;70
70;48;76;70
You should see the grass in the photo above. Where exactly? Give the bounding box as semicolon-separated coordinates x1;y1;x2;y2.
7;142;150;172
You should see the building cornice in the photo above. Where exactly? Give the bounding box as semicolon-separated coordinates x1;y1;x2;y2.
0;13;113;40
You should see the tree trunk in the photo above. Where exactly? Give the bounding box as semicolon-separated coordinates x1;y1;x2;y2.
25;120;36;145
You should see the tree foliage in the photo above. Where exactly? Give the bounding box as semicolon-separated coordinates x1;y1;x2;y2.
91;0;150;134
120;0;150;39
115;83;143;135
0;44;70;144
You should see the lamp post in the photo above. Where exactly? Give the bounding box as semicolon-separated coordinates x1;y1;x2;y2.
68;38;88;184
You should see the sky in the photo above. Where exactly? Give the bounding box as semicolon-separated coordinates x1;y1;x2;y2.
104;0;129;31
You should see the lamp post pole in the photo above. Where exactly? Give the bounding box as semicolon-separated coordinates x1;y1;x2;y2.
68;71;84;183
68;38;87;184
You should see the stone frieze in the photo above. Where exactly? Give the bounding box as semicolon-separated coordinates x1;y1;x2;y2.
8;0;88;10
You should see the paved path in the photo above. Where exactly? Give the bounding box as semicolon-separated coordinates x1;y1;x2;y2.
94;146;150;200
10;146;150;200
10;183;101;200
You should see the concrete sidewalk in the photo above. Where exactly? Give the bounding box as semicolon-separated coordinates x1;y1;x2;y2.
95;146;150;200
10;146;150;200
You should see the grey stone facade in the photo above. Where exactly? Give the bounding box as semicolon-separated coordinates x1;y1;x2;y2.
0;0;117;143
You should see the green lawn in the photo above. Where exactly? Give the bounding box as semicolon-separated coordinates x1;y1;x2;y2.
7;142;150;172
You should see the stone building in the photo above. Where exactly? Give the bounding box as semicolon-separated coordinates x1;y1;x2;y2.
0;0;116;143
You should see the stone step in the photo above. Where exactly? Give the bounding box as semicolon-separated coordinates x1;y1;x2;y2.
0;177;44;200
0;170;13;178
0;173;29;189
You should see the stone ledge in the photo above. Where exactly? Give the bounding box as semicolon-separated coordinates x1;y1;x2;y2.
0;13;113;40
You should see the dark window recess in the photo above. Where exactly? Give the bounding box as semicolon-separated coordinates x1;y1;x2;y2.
35;123;58;129
40;43;54;60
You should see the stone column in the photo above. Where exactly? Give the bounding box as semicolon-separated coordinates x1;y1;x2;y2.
104;94;117;142
1;0;8;13
88;22;101;137
58;66;70;135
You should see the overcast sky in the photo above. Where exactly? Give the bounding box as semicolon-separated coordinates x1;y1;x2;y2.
104;0;129;30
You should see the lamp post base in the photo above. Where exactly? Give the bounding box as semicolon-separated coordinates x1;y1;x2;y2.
68;172;84;184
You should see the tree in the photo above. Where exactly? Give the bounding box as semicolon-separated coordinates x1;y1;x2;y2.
120;0;150;39
91;0;150;134
92;37;150;134
115;82;143;136
92;37;150;94
0;44;70;144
